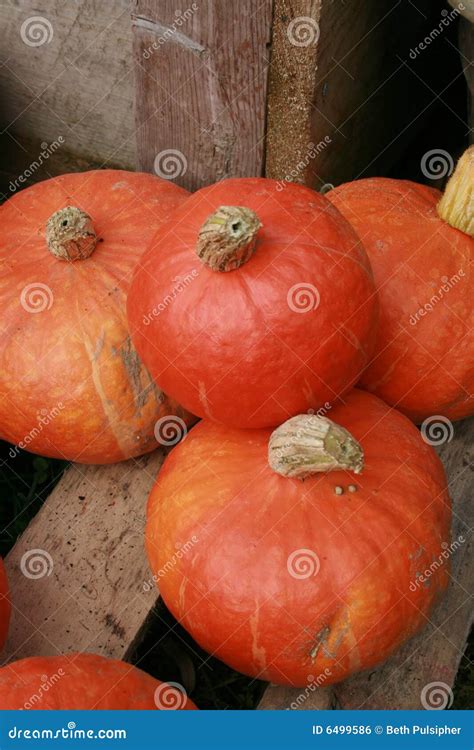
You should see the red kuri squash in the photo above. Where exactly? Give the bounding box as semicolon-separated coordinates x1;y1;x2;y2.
127;178;378;428
146;390;451;687
328;147;474;422
0;170;193;463
0;653;196;709
0;558;10;651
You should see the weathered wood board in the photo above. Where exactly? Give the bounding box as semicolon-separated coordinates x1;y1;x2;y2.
132;0;272;190
259;417;474;709
2;452;162;665
0;0;136;179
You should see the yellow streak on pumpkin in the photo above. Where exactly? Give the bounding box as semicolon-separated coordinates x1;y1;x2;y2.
249;599;267;672
79;326;131;460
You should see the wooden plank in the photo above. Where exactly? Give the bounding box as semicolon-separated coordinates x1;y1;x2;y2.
258;684;333;711
0;0;135;170
3;451;163;664
266;0;447;189
132;0;272;190
258;417;474;709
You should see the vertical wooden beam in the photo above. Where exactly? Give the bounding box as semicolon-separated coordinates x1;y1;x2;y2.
132;0;272;190
266;0;439;189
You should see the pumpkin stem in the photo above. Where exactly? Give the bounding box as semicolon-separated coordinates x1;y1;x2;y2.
196;205;261;272
268;414;364;480
437;146;474;237
46;206;97;261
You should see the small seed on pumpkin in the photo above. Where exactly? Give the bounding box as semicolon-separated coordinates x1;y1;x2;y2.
348;484;358;493
334;485;344;495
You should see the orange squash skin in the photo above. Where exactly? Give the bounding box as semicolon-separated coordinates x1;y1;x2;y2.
0;653;196;709
328;179;474;422
127;178;378;428
0;170;193;463
0;558;10;651
146;390;451;687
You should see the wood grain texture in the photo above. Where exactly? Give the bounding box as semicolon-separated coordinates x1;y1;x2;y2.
259;417;474;710
0;0;136;170
132;0;272;190
266;0;442;188
3;451;163;665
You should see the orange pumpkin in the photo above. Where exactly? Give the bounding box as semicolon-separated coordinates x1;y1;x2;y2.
328;148;474;422
0;558;10;651
146;390;451;687
127;178;378;428
0;653;196;709
0;170;193;463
